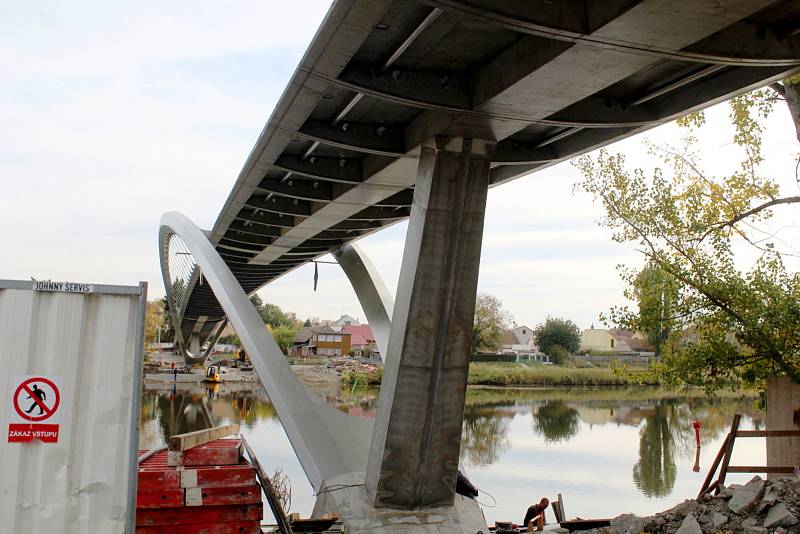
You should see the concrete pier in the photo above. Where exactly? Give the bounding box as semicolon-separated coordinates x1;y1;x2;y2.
366;137;494;509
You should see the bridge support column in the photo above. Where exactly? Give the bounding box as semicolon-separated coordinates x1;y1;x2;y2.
366;136;494;508
189;335;201;355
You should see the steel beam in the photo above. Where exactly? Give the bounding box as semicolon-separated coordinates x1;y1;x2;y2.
332;244;393;360
257;175;334;202
292;120;408;157
274;155;364;184
417;0;800;66
159;212;372;491
366;137;493;508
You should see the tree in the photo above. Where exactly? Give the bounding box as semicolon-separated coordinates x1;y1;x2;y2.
144;299;166;348
250;293;296;329
533;317;580;362
577;77;800;392
472;293;512;353
606;261;678;357
303;318;312;327
271;324;298;355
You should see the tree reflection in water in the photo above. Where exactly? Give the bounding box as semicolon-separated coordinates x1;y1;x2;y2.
532;400;581;443
632;404;676;497
461;407;512;465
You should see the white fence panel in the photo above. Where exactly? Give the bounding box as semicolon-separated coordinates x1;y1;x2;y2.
0;280;146;534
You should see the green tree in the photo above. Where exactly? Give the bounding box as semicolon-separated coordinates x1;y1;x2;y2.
303;318;312;327
271;324;298;355
533;317;580;362
250;294;296;329
472;293;512;353
577;78;800;392
606;261;678;357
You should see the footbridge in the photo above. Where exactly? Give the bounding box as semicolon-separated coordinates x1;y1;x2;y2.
159;1;800;530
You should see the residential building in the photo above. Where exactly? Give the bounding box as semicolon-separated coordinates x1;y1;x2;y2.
502;324;538;355
289;325;351;358
343;324;380;359
580;326;654;355
325;314;360;331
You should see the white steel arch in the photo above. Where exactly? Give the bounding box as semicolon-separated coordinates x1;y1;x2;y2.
158;211;371;491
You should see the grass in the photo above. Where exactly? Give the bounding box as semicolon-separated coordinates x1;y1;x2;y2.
341;362;658;388
467;362;657;386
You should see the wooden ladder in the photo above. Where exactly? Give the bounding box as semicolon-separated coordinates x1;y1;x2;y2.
697;413;800;500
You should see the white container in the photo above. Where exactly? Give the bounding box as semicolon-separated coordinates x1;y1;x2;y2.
0;279;146;533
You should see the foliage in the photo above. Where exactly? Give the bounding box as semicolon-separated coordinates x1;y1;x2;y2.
250;293;300;329
303;318;312;327
271;324;298;355
605;262;678;357
577;80;800;392
144;299;167;348
472;293;512;353
533;317;581;359
219;334;240;346
341;367;383;387
466;363;655;387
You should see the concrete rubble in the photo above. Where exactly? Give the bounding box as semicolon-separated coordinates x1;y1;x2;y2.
578;476;800;533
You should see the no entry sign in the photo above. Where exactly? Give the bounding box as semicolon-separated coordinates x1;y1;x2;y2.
8;375;62;443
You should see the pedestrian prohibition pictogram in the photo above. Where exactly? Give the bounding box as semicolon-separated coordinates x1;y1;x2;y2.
7;375;62;443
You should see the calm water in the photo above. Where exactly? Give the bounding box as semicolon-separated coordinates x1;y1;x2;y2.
139;382;765;525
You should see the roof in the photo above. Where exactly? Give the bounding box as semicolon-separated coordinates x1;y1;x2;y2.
343;324;375;346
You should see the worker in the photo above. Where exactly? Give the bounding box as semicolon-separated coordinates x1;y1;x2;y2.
523;497;549;531
172;362;177;382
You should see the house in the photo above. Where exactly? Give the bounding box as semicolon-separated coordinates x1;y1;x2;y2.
580;326;654;355
502;324;549;362
502;325;537;354
325;314;360;331
289;325;351;358
342;324;380;359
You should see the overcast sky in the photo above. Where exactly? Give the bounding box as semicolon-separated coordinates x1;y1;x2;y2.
2;1;799;330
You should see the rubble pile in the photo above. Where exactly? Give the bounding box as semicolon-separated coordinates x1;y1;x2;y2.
323;356;379;375
578;476;800;534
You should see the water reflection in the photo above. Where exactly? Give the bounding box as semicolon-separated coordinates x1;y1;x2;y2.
633;405;676;497
532;401;580;443
139;384;764;523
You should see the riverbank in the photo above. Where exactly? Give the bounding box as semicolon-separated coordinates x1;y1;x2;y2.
342;362;657;388
581;476;799;533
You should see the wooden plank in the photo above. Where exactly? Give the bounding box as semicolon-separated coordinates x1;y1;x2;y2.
169;423;240;452
135;520;262;533
242;435;294;534
557;493;565;523
184;484;262;507
697;434;729;500
170;438;243;467
138;469;181;491
727;466;796;474
180;464;257;488
136;488;185;509
736;430;800;438
136;503;262;527
717;414;741;489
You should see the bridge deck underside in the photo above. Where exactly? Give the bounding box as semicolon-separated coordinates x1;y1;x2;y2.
176;0;800;338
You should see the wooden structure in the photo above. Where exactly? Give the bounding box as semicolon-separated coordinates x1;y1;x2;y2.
137;426;262;533
698;414;800;500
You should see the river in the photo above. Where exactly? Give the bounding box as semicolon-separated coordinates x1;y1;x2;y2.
139;382;764;526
